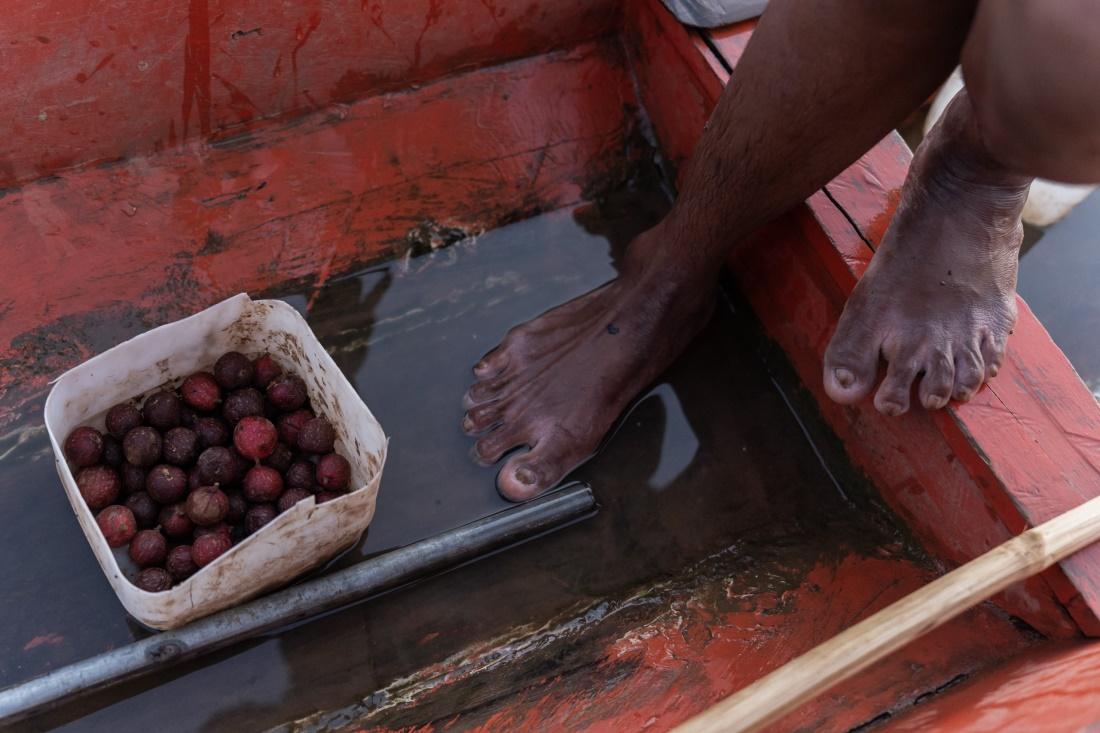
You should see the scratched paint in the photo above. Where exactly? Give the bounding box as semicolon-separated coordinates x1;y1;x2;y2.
0;0;621;188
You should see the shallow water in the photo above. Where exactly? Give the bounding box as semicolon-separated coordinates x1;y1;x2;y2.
1019;188;1100;399
4;180;907;733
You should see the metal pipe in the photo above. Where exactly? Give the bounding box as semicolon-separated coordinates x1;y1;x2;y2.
0;482;596;726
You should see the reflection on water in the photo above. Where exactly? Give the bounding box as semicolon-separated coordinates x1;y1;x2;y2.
22;180;899;733
1019;188;1100;399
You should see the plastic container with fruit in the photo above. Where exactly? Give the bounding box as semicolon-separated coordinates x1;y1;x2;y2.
44;294;387;630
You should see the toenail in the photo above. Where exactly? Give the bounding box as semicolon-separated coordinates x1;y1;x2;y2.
462;415;474;431
514;466;537;486
988;364;999;377
834;368;856;388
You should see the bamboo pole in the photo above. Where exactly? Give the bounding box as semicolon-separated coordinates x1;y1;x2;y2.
673;494;1100;733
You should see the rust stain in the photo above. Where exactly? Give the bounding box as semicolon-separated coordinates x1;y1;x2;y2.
181;0;212;137
413;0;444;68
74;52;116;84
213;73;260;122
23;633;64;651
291;12;322;102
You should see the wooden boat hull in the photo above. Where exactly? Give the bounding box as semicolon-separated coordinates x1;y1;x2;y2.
3;1;1100;730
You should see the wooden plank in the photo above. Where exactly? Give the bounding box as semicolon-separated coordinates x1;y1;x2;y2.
0;0;620;188
704;21;1100;635
0;38;643;430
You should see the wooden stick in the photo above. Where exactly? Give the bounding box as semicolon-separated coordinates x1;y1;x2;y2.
673;494;1100;733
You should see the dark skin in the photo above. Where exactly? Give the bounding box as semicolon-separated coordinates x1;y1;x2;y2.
464;0;1100;500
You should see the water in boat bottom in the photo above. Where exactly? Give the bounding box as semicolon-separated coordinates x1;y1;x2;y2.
40;180;918;733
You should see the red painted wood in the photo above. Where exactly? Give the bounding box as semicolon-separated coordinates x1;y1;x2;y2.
882;641;1100;732
0;0;620;189
0;38;642;430
704;21;1100;636
351;553;1036;733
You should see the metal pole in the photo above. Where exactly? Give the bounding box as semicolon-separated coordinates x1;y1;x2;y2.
0;483;596;727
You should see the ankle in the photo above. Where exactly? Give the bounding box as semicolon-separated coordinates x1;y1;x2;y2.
919;90;1033;208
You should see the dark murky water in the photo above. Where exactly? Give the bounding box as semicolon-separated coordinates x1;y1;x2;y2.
1019;188;1100;399
2;181;907;733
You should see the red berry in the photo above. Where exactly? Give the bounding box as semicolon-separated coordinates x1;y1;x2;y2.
76;466;121;510
277;488;312;513
285;461;316;491
223;388;264;424
214;351;255;390
125;491;159;529
64;426;104;467
297;417;336;454
266;374;308;412
194;416;230;449
245;504;278;534
262;442;293;473
180;372;221;412
105;403;142;439
186;486;229;526
243;465;283;502
316;453;351;491
121;463;147;494
102;435;124;467
159;503;194;538
135;567;172;592
277;410;313;446
234;416;278;460
163;427;198;467
142;390;182;431
129;529;167;568
123;427;161;467
166;545;198;581
252;354;283;390
96;505;137;547
192;532;232;567
146;464;188;504
194;522;231;539
225;491;247;524
197;447;236;485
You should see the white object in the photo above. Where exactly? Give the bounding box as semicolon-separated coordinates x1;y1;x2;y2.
44;294;388;630
925;68;1095;228
660;0;767;28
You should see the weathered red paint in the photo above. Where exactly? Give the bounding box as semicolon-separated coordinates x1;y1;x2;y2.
0;37;641;429
0;0;620;188
882;641;1100;732
706;18;1100;638
341;553;1036;733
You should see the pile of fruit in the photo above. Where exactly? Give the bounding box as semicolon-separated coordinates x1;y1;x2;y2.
63;351;353;592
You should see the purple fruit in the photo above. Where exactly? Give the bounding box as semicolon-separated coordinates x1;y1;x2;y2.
123;427;161;467
105;403;143;439
266;374;307;412
77;466;121;510
163;427;198;467
142;391;182;431
65;426;104;468
214;351;254;390
146;464;188;504
297;417;336;454
181;371;221;412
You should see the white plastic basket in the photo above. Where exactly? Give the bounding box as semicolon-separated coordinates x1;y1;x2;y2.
44;294;387;630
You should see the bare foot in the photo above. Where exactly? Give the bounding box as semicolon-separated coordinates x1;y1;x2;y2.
824;94;1032;415
463;226;714;501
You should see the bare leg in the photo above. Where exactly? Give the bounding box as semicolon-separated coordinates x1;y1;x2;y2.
464;0;975;500
825;0;1100;412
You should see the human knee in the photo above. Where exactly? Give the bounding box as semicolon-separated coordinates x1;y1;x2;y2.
962;0;1100;182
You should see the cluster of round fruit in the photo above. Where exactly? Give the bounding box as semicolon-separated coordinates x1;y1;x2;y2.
63;351;354;593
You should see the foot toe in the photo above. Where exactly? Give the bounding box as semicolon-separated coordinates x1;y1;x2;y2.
873;358;920;416
953;348;986;402
471;426;526;466
473;348;510;380
980;332;1007;380
463;376;509;409
823;327;881;405
496;439;578;502
463;400;505;435
918;349;955;410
